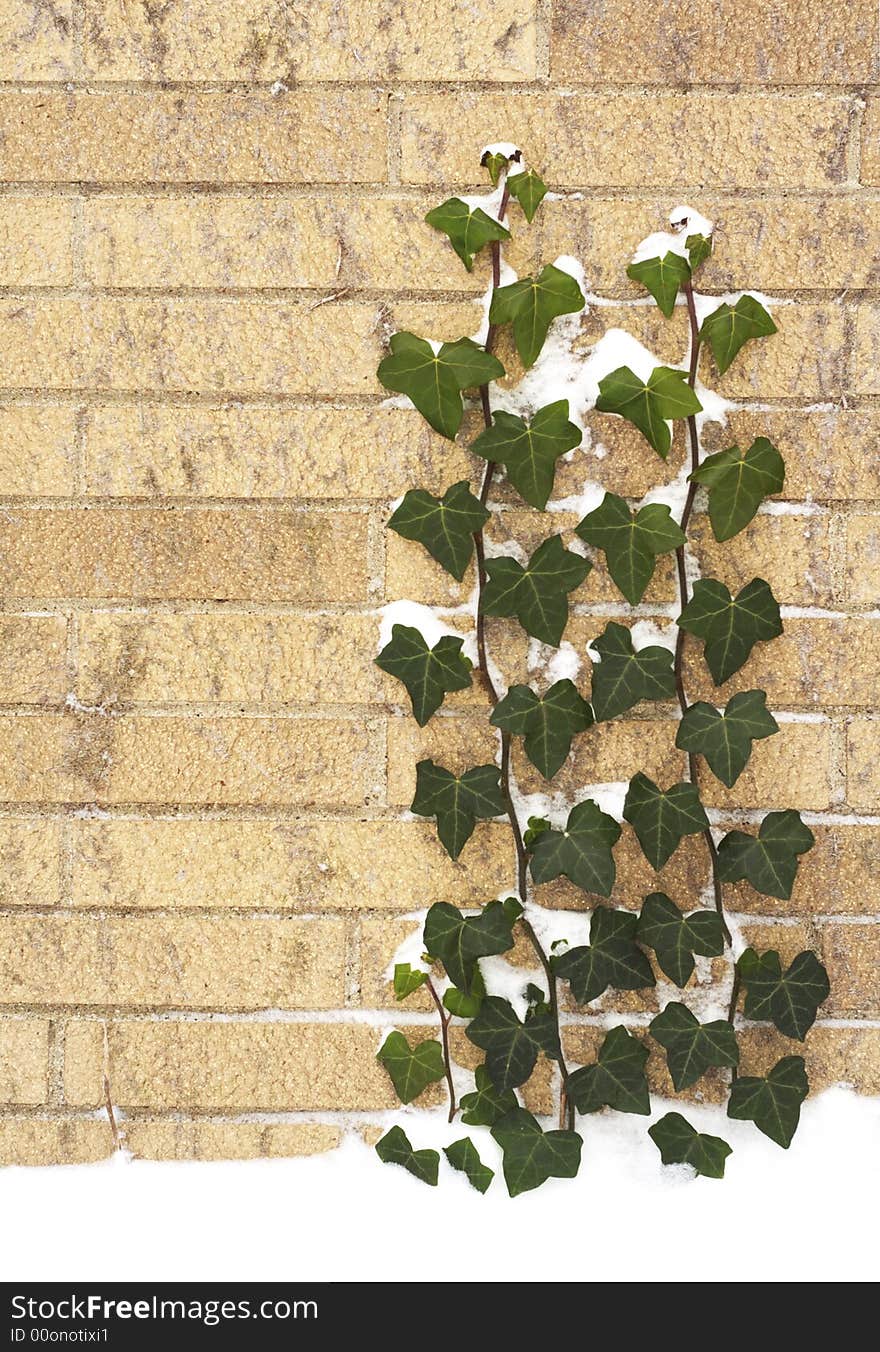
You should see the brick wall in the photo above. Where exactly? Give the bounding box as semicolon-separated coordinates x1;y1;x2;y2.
0;1;877;1164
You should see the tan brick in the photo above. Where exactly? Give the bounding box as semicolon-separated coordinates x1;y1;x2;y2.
0;91;387;183
63;1020;104;1106
0;819;63;908
701;722;832;812
0;1;72;79
0;616;67;704
861;100;880;186
846;718;880;810
816;924;880;1017
70;818;514;913
360;917;433;1012
386;714;499;807
123;1120;341;1161
853;304;880;393
0;508;367;602
725;824;880;917
0;198;73;287
0;1020;49;1104
551;0;877;82
82;0;537;80
0;1119;113;1166
844;514;880;607
737;1025;880;1093
690;512;836;607
400;94;852;188
0;404;76;496
701;409;880;503
0;916;344;1009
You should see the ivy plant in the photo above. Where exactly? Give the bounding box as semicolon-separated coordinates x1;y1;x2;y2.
371;147;829;1194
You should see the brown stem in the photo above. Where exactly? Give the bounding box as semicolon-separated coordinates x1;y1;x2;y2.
426;977;457;1122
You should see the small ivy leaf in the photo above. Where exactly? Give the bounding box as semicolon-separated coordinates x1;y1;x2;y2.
566;1025;651;1116
648;1112;731;1179
377;332;505;440
699;294;777;375
489;263;585;368
376;1031;447;1104
716;809;814;900
686;233;712;270
727;1055;809;1148
524;815;551;848
393;962;429;1001
737;947;830;1041
444;983;484;1019
576;491;686;604
411;760;506;861
423;899;515;994
624;772;710;870
470;400;582;509
636;892;725;987
482;150;511;186
375;1125;439;1186
481;535;592;646
626;251;691;318
588;621;676;722
676;690;779;788
501;895;524;924
595;365;702;460
424;197;510;272
491;679;594;780
459;1064;518;1127
388;480;490;581
554;905;655;1004
677;577;783;685
466;996;561;1091
507;167;548;222
376;625;472;726
491;1108;583;1197
443;1136;495;1193
528;799;622;897
690;438;785;542
649;1002;740;1091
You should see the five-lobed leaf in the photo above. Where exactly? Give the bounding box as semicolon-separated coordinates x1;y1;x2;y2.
676;689;779;788
727;1055;809;1148
595;364;702;459
529;799;622;897
467;996;561;1091
716;809;814;900
624;772;710;870
471;400;582;509
626;251;691;317
566;1025;651;1116
737;947;830;1040
576;491;686;604
649;1002;740;1090
677;576;783;685
443;1136;495;1193
699;294;777;375
459;1064;518;1127
411;759;506;861
376;1031;446;1104
554;906;655;1005
491;678;594;779
424;197;510;271
491;1108;583;1197
376;625;472;726
388;480;490;581
489;263;585;368
588;621;676;722
690;438;785;542
375;1125;439;1186
507;167;548;222
377;332;505;440
481;535;592;646
637;892;725;987
423;899;515;994
393;962;428;1000
649;1112;731;1179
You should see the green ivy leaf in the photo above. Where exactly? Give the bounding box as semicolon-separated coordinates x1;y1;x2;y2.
482;150;511;186
595;365;702;459
677;577;782;685
470;400;582;509
507;168;548;222
623;773;710;870
727;1055;809;1148
737;947;830;1040
411;760;506;861
376;625;472;726
481;535;592;646
491;679;594;780
648;1112;731;1179
637;892;725;987
566;1025;651;1115
388;481;490;581
491;1108;583;1197
576;491;686;604
443;1136;495;1193
466;996;561;1091
376;1031;446;1103
444;971;485;1019
375;1125;440;1185
686;233;712;270
528;799;622;897
626;251;691;318
554;906;655;1004
588;621;676;722
524;815;552;848
459;1064;518;1127
676;690;779;788
393;962;428;1000
690;438;785;542
699;294;777;375
649;1002;739;1091
423;899;515;993
489;263;585;368
716;810;814;900
424;197;510;271
377;332;505;440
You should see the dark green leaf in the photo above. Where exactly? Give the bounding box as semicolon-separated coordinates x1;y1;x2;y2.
524;815;551;848
388;480;490;581
595;365;702;459
491;1108;582;1197
376;625;472;726
393;962;428;1000
489;264;585;368
482;150;511;186
377;332;505;440
423;899;514;993
727;1055;808;1148
466;996;560;1091
443;1136;494;1192
677;576;782;685
491;679;593;779
716;810;814;900
481;535;592;646
471;400;582;509
566;1025;651;1115
576;491;685;604
376;1031;446;1103
424;197;510;271
738;947;830;1040
676;690;778;788
507;168;548;222
554;905;655;1004
375;1125;439;1185
459;1064;518;1127
588;621;676;722
411;759;506;860
649;1002;739;1090
686;233;712;270
626;251;691;317
637;892;725;987
624;772;710;870
699;294;777;375
648;1112;731;1179
528;799;622;897
690;438;785;542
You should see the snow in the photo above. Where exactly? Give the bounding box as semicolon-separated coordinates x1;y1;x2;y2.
691;288;784;329
376;600;477;665
546;482;606;519
545;640;582;684
480;140;521;162
629;618;679;655
631;205;715;268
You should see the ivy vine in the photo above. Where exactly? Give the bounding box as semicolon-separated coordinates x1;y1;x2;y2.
372;146;830;1194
